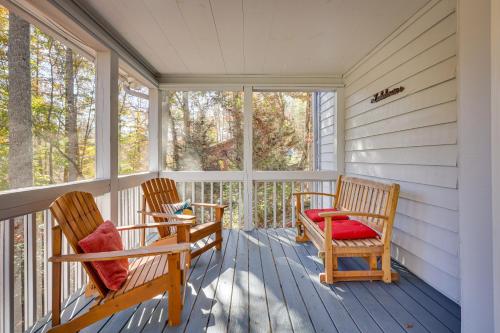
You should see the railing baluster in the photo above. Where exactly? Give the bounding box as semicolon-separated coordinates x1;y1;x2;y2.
273;182;277;228
210;182;214;221
229;182;233;228
191;182;195;215
254;182;258;228
182;182;186;201
24;213;37;329
300;182;305;210
291;182;296;227
201;182;205;224
282;181;286;228
1;219;14;333
264;182;268;229
238;182;242;228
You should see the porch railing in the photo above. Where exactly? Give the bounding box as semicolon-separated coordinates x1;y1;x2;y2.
0;170;337;332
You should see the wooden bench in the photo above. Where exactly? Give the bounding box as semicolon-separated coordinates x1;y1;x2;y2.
294;175;400;284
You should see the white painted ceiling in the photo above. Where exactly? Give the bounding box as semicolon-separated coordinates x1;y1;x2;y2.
79;0;428;76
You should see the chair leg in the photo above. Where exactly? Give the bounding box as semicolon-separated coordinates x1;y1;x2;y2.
215;207;224;250
215;228;222;250
381;251;392;283
168;253;182;326
295;223;309;242
369;255;378;270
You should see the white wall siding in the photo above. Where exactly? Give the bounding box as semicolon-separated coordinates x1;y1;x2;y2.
342;0;459;302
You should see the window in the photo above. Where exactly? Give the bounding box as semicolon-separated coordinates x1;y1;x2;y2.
0;6;96;192
163;90;243;171
252;91;314;171
118;73;149;175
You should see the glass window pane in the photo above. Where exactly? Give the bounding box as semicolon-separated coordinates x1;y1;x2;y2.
0;6;96;192
252;91;314;171
118;74;149;175
163;91;243;171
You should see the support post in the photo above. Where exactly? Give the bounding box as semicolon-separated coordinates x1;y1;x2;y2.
96;50;119;222
243;85;253;230
149;87;161;174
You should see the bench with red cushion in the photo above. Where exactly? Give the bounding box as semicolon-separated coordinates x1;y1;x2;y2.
316;219;379;240
304;208;350;222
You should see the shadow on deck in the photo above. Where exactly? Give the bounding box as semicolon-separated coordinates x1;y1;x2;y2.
28;229;460;333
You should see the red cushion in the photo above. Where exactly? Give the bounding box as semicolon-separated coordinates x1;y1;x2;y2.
78;220;129;291
304;208;350;222
317;219;379;240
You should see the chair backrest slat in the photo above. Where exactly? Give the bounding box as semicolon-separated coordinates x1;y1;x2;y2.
141;178;181;238
50;191;108;297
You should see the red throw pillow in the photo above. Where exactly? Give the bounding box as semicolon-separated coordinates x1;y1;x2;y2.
304;208;350;222
78;220;129;291
317;219;379;240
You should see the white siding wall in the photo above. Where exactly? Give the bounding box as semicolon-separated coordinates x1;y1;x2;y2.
342;0;459;302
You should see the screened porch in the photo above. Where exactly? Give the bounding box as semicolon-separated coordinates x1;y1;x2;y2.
1;0;498;332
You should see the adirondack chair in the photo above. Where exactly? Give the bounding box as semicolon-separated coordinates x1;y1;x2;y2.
48;191;190;333
140;178;227;265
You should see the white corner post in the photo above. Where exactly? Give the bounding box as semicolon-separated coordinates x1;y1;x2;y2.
243;85;253;230
96;50;119;222
149;87;161;174
335;87;345;174
457;0;494;331
491;0;500;331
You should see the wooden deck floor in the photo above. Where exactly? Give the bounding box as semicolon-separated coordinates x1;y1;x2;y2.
28;229;461;333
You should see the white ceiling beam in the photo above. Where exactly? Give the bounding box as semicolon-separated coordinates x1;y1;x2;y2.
158;74;344;88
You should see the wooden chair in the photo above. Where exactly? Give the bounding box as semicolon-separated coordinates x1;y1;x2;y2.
294;175;400;284
48;191;190;333
140;178;227;265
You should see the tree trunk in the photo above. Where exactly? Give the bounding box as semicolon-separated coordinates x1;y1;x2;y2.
182;91;190;142
7;13;32;189
64;48;79;181
163;92;179;169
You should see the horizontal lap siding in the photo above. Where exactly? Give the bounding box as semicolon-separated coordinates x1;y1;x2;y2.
342;0;459;303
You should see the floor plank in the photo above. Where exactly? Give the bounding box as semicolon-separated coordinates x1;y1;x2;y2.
280;229;383;333
247;230;271;333
269;229;340;333
206;229;239;332
257;229;294;332
28;228;462;333
227;230;250;333
264;229;316;332
183;230;232;332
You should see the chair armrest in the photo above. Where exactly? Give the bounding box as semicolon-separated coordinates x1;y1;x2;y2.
292;192;336;198
318;211;389;220
191;202;228;209
48;243;191;263
116;221;194;231
138;210;196;221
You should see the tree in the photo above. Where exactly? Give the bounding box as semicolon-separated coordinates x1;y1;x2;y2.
7;13;32;189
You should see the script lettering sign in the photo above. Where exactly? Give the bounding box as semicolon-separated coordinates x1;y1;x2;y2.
371;86;405;103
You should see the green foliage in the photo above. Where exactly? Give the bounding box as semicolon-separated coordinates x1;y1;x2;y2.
118;77;149;175
0;6;98;191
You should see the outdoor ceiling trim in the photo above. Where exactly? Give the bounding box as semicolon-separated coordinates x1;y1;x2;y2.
42;0;159;86
158;74;344;88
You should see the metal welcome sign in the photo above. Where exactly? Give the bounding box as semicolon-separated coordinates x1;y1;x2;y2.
371;86;405;103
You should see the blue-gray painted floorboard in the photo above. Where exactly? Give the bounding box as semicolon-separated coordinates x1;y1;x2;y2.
28;229;461;333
